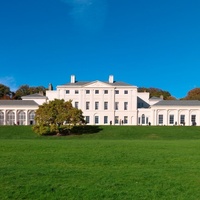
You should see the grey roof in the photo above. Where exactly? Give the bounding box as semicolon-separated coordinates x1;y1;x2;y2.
0;100;38;106
60;81;134;87
153;100;200;106
150;96;162;100
105;81;133;86
62;81;90;86
21;93;47;99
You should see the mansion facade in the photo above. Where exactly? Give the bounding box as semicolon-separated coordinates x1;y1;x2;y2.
0;75;200;126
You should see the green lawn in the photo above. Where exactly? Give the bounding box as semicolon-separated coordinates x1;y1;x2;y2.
1;126;200;199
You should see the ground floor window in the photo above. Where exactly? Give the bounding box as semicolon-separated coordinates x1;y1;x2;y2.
138;117;140;125
18;111;26;125
142;114;145;124
95;116;99;124
124;116;128;124
115;116;119;124
29;111;35;125
0;110;36;125
75;102;79;109
191;115;196;125
85;116;90;124
7;111;15;125
180;115;185;125
158;114;163;124
146;117;149;124
169;114;174;125
104;116;108;124
0;111;4;125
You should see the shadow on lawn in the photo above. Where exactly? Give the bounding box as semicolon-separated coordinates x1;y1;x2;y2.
70;125;103;135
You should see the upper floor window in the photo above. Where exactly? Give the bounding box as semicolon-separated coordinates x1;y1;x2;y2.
86;102;90;110
95;102;99;110
115;90;119;94
95;90;99;94
124;102;128;110
124;90;128;94
75;90;79;94
86;90;90;94
115;102;119;110
104;90;108;94
104;102;108;110
66;90;70;94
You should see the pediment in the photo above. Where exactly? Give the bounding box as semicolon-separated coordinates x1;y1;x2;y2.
84;81;111;88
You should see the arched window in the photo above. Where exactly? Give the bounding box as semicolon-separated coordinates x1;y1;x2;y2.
18;111;26;125
7;111;15;125
142;114;145;124
0;111;4;125
29;111;35;125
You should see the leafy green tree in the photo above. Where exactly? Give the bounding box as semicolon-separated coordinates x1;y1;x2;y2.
166;96;176;100
32;99;85;135
138;87;174;100
14;85;46;99
0;84;12;99
183;88;200;100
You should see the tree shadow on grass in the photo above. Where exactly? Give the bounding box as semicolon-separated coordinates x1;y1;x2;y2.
70;125;103;135
42;125;103;136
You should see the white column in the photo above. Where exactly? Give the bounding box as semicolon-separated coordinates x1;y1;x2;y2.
188;109;191;126
91;89;94;125
14;110;17;125
3;110;6;125
5;110;9;125
26;110;29;125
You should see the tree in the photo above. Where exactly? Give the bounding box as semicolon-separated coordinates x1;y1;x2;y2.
138;87;174;100
183;88;200;100
0;84;12;99
32;99;85;135
166;96;176;100
14;85;46;99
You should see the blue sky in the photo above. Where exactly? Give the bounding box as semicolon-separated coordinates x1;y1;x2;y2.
1;0;200;98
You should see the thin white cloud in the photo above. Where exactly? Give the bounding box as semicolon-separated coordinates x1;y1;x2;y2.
61;0;107;33
0;76;18;92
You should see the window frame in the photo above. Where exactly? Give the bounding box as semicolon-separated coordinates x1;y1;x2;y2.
95;90;99;94
104;102;108;110
95;102;99;110
115;102;119;110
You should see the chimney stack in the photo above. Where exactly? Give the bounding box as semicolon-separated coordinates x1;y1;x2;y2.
71;75;76;83
109;75;114;83
48;83;53;91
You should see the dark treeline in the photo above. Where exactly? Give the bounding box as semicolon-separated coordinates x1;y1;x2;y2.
1;83;200;100
0;84;46;100
135;87;200;100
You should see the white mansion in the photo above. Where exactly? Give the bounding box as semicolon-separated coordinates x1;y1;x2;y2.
0;75;200;126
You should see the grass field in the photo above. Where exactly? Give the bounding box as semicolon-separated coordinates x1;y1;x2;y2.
1;125;200;199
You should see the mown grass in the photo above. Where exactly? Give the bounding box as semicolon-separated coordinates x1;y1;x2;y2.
1;125;200;140
1;125;200;199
